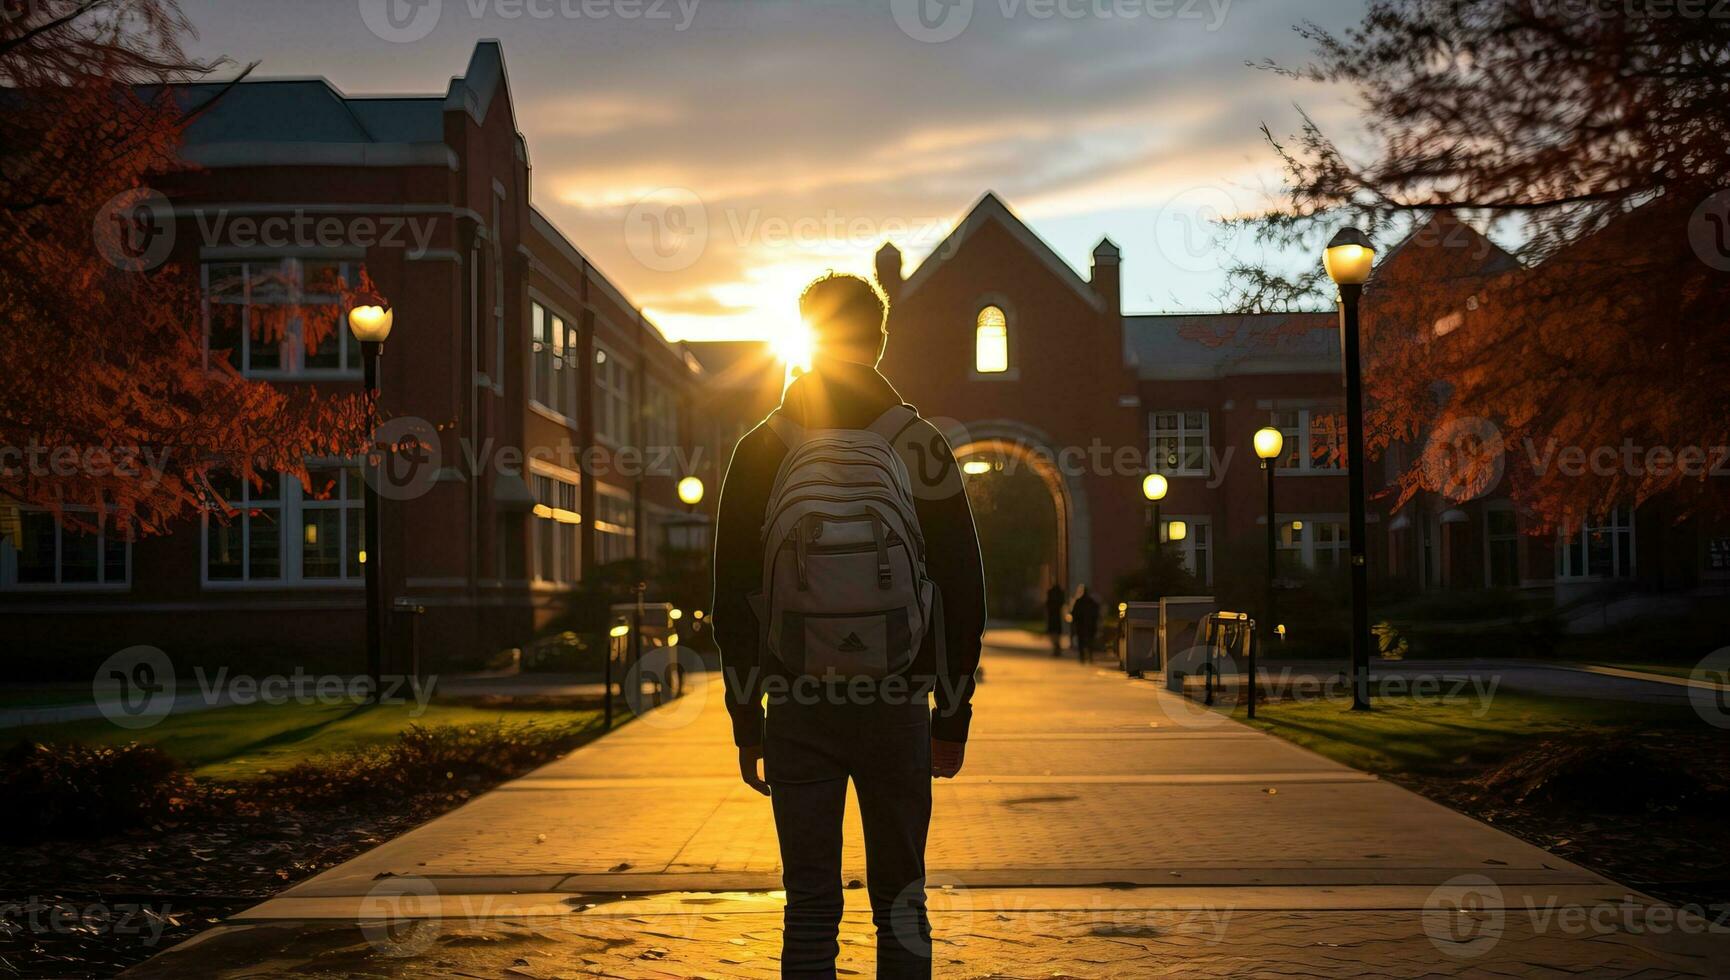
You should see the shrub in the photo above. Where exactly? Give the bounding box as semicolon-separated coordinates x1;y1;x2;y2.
0;741;202;841
250;719;598;807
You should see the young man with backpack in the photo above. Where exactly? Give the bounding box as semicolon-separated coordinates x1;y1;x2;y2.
712;273;987;978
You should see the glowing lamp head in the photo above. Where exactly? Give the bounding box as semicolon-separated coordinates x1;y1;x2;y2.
1323;227;1375;286
1166;520;1188;543
1253;426;1285;462
347;305;394;343
677;475;705;506
1141;473;1169;502
962;460;992;476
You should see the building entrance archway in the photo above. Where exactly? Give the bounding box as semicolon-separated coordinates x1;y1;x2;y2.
942;419;1093;600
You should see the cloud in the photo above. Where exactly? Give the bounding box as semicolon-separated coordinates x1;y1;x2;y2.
177;0;1367;339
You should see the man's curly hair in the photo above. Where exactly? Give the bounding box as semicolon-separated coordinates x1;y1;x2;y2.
798;272;888;365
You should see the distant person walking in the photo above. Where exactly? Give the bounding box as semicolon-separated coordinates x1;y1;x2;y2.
1070;585;1100;663
713;273;987;979
1044;583;1066;657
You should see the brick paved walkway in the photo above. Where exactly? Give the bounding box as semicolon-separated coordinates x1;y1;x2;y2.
126;642;1729;978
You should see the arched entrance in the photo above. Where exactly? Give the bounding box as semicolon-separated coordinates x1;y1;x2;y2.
940;419;1093;609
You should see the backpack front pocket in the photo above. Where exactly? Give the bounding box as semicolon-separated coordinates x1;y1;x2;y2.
778;607;912;678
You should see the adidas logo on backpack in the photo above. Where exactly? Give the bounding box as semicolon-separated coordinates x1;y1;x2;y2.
752;405;938;679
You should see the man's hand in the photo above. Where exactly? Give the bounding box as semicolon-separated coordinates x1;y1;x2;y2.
931;738;965;779
739;744;771;796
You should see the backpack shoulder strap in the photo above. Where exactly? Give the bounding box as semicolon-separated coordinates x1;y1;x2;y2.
864;404;918;444
763;409;804;449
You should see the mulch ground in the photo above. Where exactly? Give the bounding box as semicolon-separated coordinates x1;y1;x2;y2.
0;793;466;978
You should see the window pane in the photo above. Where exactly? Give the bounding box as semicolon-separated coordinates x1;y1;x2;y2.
305;467;342;502
975;323;1008;374
17;512;57;583
247;326;281;371
1587;527;1614;577
208;519;243;580
251;472;281;501
1183;434;1205;471
103;533;127;583
975;306;1008;373
56;527;96;583
304;316;342;369
1309;412;1343;469
249;510;281;579
302;509;342;578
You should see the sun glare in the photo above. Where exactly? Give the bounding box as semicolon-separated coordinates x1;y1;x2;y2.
769;320;814;375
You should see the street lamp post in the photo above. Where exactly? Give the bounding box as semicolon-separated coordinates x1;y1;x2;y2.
1324;228;1376;712
348;304;393;701
1141;473;1169;560
1253;427;1284;720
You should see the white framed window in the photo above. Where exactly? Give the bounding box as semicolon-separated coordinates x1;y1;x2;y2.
594;343;635;447
530;301;580;421
1271;408;1345;472
298;466;366;581
1173;517;1212;585
1150;411;1209;476
0;508;130;589
531;471;581;584
1557;507;1635;580
1276;518;1348;573
594;486;636;565
975;306;1009;374
204;259;361;378
642;377;679;454
203;466;365;587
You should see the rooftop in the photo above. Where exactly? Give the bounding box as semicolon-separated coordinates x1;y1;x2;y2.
1124;312;1338;380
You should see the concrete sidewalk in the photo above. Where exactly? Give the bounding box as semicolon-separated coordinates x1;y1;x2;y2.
127;645;1728;978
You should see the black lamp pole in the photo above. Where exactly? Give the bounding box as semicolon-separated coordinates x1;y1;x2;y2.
1152;501;1162;561
362;340;383;702
1338;283;1372;711
1262;455;1276;701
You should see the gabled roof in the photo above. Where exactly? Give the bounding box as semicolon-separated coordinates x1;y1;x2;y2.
159;40;512;158
164;81;444;144
1124;312;1339;380
898;192;1104;311
1377;211;1522;278
444;39;511;129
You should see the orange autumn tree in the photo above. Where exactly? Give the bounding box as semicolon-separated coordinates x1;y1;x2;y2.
1227;0;1730;527
1;0;369;536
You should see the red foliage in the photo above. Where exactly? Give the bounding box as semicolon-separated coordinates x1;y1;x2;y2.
0;1;370;536
1234;0;1730;525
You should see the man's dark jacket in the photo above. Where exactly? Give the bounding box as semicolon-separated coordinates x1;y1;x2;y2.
711;361;987;747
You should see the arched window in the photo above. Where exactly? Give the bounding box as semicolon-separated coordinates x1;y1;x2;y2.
975;305;1009;374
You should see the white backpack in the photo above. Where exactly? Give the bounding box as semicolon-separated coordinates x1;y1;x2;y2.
752;405;936;679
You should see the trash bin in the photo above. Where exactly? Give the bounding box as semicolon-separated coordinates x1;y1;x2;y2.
1119;602;1161;676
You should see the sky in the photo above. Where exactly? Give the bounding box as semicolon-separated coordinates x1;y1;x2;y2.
175;0;1368;344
